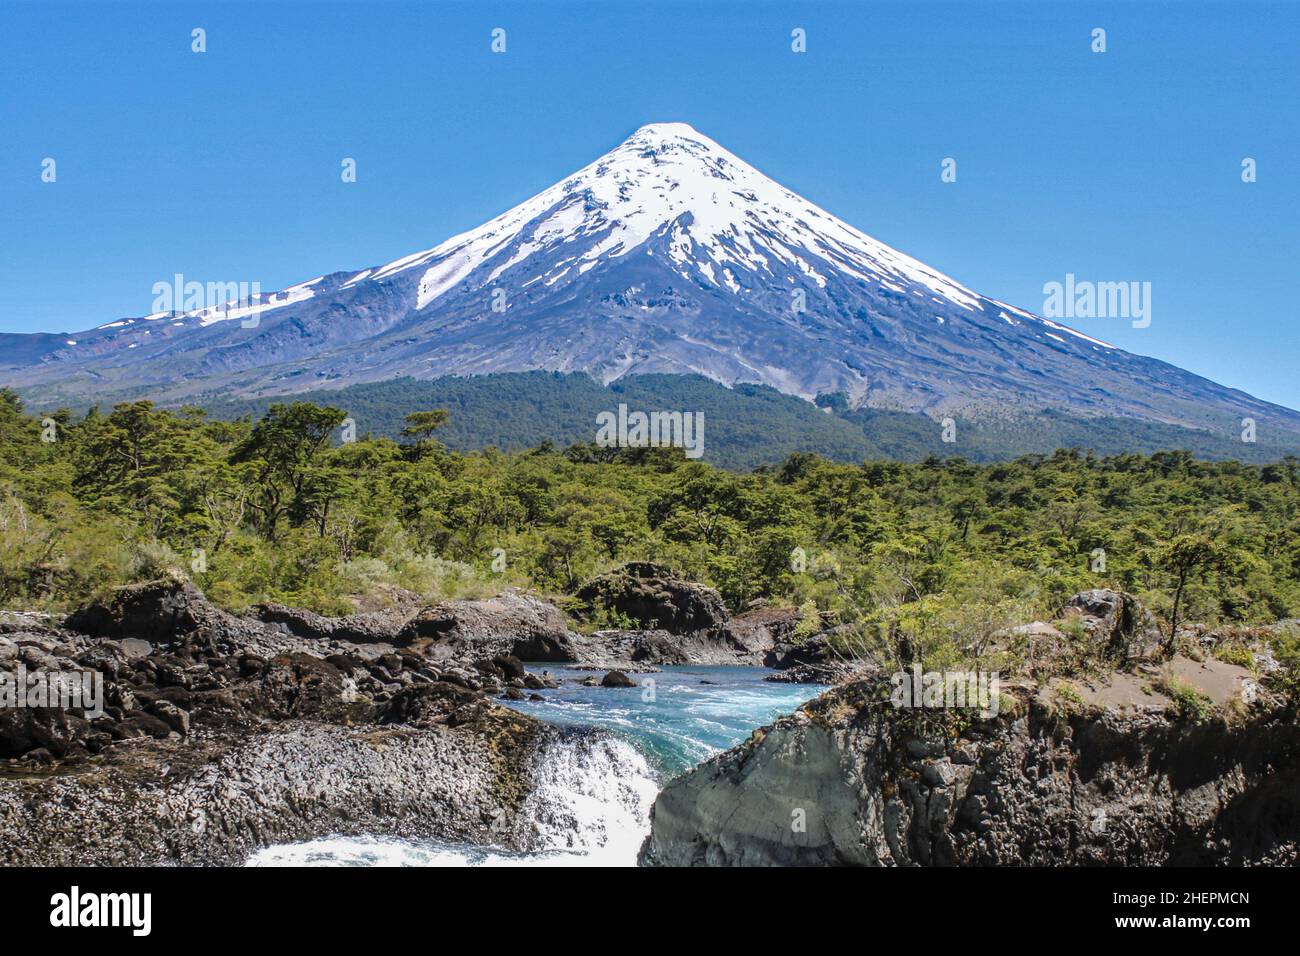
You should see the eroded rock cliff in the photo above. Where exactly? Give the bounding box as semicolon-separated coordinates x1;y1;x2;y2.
641;592;1300;866
640;677;1299;866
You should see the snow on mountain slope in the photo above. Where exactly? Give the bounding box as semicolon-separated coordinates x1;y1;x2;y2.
368;122;982;314
2;122;1297;445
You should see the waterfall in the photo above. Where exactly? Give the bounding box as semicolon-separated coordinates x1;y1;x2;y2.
246;730;659;867
516;730;660;864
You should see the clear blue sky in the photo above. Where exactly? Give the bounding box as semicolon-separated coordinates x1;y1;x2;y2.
2;0;1297;410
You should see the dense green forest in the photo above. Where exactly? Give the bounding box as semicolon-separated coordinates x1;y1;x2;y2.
193;372;1296;468
3;389;1299;654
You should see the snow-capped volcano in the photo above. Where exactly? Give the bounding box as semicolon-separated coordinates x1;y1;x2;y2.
372;122;982;319
3;122;1297;446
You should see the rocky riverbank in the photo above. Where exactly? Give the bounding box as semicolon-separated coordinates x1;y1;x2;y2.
0;578;593;864
0;564;844;864
641;591;1300;866
28;569;1268;868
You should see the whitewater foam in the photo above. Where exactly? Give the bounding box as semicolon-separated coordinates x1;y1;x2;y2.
247;730;658;868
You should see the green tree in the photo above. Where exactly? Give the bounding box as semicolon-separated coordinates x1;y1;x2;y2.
1156;534;1226;648
401;409;450;459
231;403;347;540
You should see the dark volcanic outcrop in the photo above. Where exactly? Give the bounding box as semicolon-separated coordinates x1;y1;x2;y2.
576;563;729;635
726;605;800;656
764;632;857;684
566;572;848;678
568;564;820;672
64;577;223;644
254;602;411;645
1;716;558;866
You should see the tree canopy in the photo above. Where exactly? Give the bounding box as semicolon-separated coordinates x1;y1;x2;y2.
1;389;1297;641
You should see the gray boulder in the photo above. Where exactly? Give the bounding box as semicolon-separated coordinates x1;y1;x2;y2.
1057;589;1165;661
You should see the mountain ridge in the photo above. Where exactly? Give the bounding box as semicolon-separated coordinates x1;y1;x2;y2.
3;122;1298;453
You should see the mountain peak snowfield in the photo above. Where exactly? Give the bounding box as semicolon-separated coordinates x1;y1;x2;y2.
371;121;983;317
2;123;1297;450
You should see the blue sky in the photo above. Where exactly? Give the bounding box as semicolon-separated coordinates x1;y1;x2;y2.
2;0;1297;410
